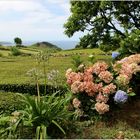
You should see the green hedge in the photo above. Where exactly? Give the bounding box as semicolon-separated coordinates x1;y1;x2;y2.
0;84;67;95
0;92;25;115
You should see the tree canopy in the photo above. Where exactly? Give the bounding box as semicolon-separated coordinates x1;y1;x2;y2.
64;1;140;51
14;37;22;47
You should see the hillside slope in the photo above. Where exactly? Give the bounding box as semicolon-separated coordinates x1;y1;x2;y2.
31;41;62;51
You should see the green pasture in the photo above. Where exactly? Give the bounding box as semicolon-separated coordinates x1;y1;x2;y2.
55;48;107;55
0;45;59;57
0;46;112;84
1;46;140;139
0;50;9;56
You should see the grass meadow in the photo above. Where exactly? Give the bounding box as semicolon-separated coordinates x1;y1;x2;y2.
0;46;112;84
1;46;140;139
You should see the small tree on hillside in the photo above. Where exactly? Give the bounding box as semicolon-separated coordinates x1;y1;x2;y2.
14;37;22;47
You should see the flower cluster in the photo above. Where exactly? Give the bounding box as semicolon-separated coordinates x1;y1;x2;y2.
114;54;140;82
116;74;130;86
96;93;109;103
95;102;109;115
66;54;140;116
92;61;108;75
114;90;128;104
72;98;81;108
102;83;116;95
112;52;120;59
66;61;116;115
99;71;113;83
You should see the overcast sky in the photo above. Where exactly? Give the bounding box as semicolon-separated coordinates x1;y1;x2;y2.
0;0;82;42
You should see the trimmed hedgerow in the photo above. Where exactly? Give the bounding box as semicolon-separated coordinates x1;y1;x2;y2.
0;84;67;95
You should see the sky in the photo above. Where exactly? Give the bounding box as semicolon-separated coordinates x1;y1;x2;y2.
0;0;83;42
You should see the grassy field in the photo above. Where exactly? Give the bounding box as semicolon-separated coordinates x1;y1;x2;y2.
0;46;112;84
1;46;140;139
55;48;106;55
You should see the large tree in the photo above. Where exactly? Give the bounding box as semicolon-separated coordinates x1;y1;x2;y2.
14;37;22;47
64;1;140;51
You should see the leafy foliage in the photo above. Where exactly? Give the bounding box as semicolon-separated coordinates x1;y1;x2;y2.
0;92;73;139
119;29;140;57
10;47;21;56
0;92;25;115
71;55;83;68
64;1;140;51
14;37;22;47
0;83;67;95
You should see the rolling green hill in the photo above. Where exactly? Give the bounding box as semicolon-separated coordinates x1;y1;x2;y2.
31;41;62;51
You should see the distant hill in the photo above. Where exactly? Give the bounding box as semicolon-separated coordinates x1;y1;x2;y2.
49;41;78;50
0;41;12;46
32;41;62;51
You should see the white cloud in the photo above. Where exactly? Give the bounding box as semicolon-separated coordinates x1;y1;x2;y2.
46;0;68;5
0;0;81;41
0;0;41;12
0;0;53;18
47;0;70;14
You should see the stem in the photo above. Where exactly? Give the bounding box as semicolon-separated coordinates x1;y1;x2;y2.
43;61;47;95
36;76;40;102
20;120;23;138
40;132;42;140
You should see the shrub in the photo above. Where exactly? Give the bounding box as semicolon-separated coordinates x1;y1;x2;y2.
0;84;67;95
0;92;73;139
71;55;83;68
10;47;21;56
88;54;95;64
0;92;25;115
99;44;113;52
66;54;140;118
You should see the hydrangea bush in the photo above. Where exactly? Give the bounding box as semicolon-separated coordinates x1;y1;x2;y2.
66;54;140;117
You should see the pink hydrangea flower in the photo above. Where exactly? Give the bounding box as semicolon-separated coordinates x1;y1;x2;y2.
84;82;97;96
116;74;130;86
83;72;93;82
72;98;81;108
65;68;73;78
102;83;116;95
84;82;103;96
119;63;133;78
114;54;140;80
96;93;109;103
66;72;83;85
98;71;113;83
71;81;84;94
92;61;108;75
84;66;94;74
96;82;103;93
120;54;140;64
95;102;109;114
129;63;140;74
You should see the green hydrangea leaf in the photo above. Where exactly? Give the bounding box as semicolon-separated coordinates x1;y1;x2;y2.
128;92;136;96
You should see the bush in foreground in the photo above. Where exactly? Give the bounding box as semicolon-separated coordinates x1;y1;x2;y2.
0;92;73;139
0;92;25;115
66;54;140;118
10;47;21;56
